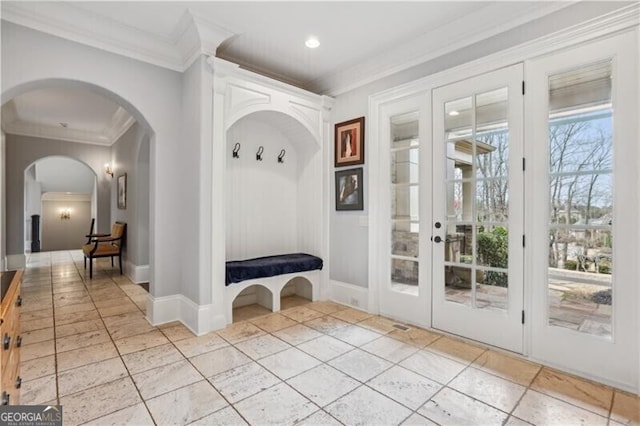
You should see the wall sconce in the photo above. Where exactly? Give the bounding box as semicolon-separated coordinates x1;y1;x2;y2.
105;163;114;178
232;143;241;158
60;208;71;220
277;149;286;163
256;146;264;161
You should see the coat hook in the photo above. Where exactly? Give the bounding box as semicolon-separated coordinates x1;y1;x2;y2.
277;149;286;163
256;146;264;161
232;143;241;158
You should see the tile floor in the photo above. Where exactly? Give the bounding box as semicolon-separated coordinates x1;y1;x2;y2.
16;250;640;425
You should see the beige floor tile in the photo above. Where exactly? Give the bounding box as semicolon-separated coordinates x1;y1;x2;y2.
21;317;55;332
20;327;54;346
55;318;105;338
210;362;280;404
21;339;56;362
217;321;266;344
101;310;146;329
233;304;271;322
419;387;508;425
54;308;101;326
472;350;541;387
401;412;439;425
358;315;401;334
54;302;98;317
427;336;486;364
368;365;442;410
287;364;360;407
57;340;119;372
449;367;527;413
88;286;127;300
173;332;230;358
329;324;382;346
531;368;613;417
234;382;317;425
306;301;349;315
190;406;249;426
280;306;325;322
513;389;608;425
296;410;343;426
20;354;56;381
20;308;54;322
146;380;227;425
328;348;392;382
58;357;129;397
105;316;156;340
132;359;203;399
329;307;374;324
53;290;92;307
361;335;420;363
83;403;154;426
20;297;53;313
504;416;534;426
250;313;298;332
56;329;111;353
258;347;322;380
272;324;323;346
114;329;169;355
235;334;291;360
298;335;355;362
119;283;149;297
159;322;195;341
122;342;185;375
93;296;133;309
20;374;57;405
326;385;412;425
280;296;312;310
388;327;441;348
98;301;141;317
304;315;350;334
60;377;142;426
400;349;467;385
190;346;252;378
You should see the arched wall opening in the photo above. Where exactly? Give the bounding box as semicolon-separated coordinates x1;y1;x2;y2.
2;79;154;289
280;277;314;308
24;156;98;252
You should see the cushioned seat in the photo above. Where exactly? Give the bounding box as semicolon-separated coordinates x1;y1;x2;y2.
83;222;126;279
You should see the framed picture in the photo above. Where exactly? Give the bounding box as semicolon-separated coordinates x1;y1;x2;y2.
117;173;127;209
335;168;363;211
335;117;364;167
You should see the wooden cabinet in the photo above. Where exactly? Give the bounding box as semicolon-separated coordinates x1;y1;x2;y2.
1;269;22;406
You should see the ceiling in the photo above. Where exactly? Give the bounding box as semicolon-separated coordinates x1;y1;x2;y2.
1;1;573;145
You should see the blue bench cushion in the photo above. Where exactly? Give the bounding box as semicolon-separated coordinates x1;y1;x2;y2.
225;253;323;285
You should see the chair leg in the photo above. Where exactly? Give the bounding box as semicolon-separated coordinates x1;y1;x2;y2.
89;258;93;279
118;255;123;275
84;256;86;269
111;256;114;267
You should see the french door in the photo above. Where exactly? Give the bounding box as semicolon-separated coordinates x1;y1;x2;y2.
526;31;638;390
432;64;525;353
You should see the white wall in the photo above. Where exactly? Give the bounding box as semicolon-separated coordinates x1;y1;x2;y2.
2;22;184;303
36;157;95;193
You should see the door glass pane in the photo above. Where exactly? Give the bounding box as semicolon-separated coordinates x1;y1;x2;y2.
391;113;419;294
547;60;613;338
443;89;509;311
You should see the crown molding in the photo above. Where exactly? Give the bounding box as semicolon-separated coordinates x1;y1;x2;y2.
104;107;136;144
1;2;235;73
309;1;576;96
41;192;91;202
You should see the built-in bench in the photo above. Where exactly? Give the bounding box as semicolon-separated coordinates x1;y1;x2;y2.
224;253;322;323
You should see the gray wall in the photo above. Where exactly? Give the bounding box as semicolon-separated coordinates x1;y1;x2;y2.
110;122;149;268
329;1;630;288
41;199;91;251
5;134;111;257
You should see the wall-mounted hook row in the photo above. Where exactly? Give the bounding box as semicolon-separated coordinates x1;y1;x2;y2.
277;149;286;163
232;143;241;158
256;146;264;161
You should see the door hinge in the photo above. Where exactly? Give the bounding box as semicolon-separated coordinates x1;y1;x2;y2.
522;157;526;171
522;310;525;324
522;235;525;247
522;80;525;95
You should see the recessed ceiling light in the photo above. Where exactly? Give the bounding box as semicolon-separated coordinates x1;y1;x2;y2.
448;111;460;116
305;37;320;49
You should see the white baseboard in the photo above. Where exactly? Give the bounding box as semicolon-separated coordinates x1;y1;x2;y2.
6;254;26;270
329;279;369;311
147;294;225;336
125;261;149;283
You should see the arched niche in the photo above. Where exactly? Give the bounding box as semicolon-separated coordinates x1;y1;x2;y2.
280;276;314;308
225;110;322;262
232;284;274;321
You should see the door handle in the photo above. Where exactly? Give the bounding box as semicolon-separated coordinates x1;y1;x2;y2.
432;236;443;243
434;222;442;229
